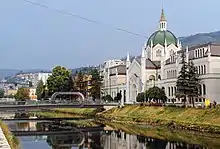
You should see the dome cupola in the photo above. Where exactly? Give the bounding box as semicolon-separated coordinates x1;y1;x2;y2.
147;9;178;47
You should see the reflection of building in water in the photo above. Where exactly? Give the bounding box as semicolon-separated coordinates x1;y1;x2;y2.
102;131;206;149
16;122;37;131
7;122;37;131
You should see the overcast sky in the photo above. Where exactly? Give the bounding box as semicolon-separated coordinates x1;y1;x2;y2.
0;0;219;69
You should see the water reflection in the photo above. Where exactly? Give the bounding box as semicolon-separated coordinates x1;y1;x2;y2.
6;120;220;149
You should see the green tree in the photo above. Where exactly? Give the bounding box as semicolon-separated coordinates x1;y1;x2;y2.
188;60;200;107
136;92;145;102
90;69;103;99
15;88;30;101
176;51;190;105
47;66;74;95
147;86;166;103
0;89;4;98
36;80;44;100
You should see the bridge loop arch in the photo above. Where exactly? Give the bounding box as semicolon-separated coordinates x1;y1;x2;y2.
51;92;85;104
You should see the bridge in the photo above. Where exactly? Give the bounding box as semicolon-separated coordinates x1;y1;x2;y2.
12;126;104;136
0;103;118;111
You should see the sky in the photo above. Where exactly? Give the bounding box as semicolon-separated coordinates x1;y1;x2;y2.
0;0;220;70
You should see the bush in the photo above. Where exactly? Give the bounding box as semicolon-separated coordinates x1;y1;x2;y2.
103;95;113;102
136;93;145;102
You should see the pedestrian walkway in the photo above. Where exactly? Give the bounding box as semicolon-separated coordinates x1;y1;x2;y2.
0;128;11;149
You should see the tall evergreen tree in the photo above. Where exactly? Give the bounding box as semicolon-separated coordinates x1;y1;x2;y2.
90;69;103;99
176;51;190;104
188;60;200;106
74;71;86;95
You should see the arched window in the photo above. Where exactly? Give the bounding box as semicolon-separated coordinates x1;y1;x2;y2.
204;65;206;74
203;84;206;95
202;48;204;57
198;66;200;74
175;87;177;94
149;75;155;81
199;85;202;95
201;65;203;75
168;87;170;96
171;87;174;96
156;49;161;57
169;49;174;56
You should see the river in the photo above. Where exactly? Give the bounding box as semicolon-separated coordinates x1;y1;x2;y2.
4;118;220;149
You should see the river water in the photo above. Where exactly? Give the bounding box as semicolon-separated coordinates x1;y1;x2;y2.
4;119;220;149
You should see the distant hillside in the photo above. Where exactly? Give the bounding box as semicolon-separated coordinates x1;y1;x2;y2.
179;31;220;47
0;69;20;79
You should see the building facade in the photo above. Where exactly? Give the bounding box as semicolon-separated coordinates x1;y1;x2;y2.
102;9;220;104
100;59;126;101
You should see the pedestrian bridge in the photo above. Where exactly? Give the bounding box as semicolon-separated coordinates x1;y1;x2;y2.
0;103;118;111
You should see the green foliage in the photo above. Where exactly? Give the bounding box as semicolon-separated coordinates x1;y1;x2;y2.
0;89;4;98
90;69;102;99
103;95;113;102
36;80;44;100
136;92;145;102
176;51;190;101
47;66;74;95
147;86;167;102
15;88;29;101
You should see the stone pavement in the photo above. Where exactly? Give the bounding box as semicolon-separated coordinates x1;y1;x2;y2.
0;128;11;149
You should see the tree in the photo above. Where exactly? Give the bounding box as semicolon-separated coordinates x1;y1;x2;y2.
176;51;190;105
74;71;86;94
15;88;30;101
47;66;74;95
136;92;145;102
36;80;44;100
90;69;103;99
0;89;4;98
188;60;200;107
147;86;167;103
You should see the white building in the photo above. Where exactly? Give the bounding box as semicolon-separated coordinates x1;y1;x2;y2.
102;9;220;104
33;72;52;86
100;59;126;101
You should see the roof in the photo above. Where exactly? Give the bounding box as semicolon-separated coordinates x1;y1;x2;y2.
134;57;160;69
109;65;126;75
147;30;178;47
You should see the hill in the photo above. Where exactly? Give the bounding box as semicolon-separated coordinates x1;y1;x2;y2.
179;31;220;47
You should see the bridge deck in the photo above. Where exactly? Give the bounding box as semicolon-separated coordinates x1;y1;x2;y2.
12;126;104;136
0;103;118;111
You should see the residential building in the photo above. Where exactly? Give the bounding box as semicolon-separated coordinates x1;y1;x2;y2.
100;59;126;100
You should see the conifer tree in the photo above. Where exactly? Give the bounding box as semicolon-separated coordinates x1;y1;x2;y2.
188;60;200;106
176;51;190;105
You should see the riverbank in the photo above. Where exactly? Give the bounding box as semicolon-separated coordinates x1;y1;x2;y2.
0;121;19;149
33;108;101;118
98;105;220;133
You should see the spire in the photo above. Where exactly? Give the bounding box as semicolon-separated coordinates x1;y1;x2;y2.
126;52;130;62
141;46;145;58
159;8;167;31
160;8;166;21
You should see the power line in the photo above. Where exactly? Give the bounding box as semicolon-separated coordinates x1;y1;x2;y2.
21;0;147;38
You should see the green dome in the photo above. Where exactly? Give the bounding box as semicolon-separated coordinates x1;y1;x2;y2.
147;30;178;47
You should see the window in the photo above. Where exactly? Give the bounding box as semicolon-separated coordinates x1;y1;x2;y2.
169;49;174;56
204;65;206;74
201;65;203;75
203;84;206;95
171;87;174;96
156;49;161;57
198;66;200;74
168;87;170;96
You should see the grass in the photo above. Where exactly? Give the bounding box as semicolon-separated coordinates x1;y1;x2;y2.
0;121;20;149
99;105;220;132
32;108;99;118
